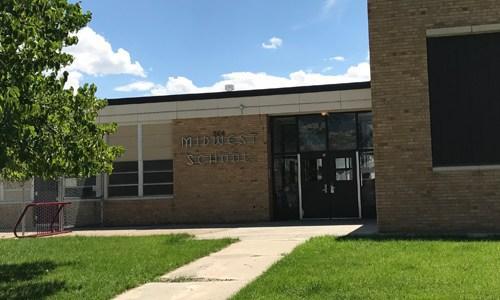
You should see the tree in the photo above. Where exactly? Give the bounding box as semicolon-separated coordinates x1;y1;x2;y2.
0;0;123;181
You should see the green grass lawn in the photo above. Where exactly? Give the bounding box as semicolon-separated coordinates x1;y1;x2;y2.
0;234;233;299
233;236;500;300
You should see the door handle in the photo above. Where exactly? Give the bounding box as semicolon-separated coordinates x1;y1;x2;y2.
330;185;335;194
322;184;328;194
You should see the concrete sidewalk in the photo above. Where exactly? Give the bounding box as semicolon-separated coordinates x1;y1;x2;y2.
112;222;376;300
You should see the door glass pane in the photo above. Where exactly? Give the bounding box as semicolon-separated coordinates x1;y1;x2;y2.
272;117;298;154
336;170;353;181
360;151;375;180
358;112;373;149
335;157;353;181
299;116;327;152
335;157;352;169
329;113;357;150
360;151;376;218
302;158;324;182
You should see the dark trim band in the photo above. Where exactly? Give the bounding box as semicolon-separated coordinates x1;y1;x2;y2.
107;81;371;106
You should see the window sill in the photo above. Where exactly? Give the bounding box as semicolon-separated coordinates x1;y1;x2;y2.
105;195;174;201
433;165;500;172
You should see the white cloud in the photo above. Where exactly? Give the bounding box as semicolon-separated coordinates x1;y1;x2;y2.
322;66;334;73
63;27;146;78
115;81;156;92
262;37;283;49
122;61;370;96
323;0;337;13
329;56;345;62
63;71;83;91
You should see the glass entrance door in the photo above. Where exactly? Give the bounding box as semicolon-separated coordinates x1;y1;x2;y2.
271;112;374;221
331;152;359;218
300;152;359;219
300;153;331;218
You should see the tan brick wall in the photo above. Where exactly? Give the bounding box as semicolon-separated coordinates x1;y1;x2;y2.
103;199;175;226
103;115;271;225
173;115;270;223
369;0;500;232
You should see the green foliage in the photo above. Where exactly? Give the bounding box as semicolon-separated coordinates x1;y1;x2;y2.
0;0;123;180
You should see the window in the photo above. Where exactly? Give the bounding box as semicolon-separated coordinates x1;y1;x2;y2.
298;116;327;152
108;124;139;197
142;123;174;196
108;161;139;197
272;117;298;154
64;177;99;199
2;181;30;202
273;157;299;220
335;157;353;181
328;113;357;150
358;112;373;149
143;160;173;196
107;123;174;198
427;32;500;167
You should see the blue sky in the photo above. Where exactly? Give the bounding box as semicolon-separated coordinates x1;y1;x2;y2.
66;0;369;99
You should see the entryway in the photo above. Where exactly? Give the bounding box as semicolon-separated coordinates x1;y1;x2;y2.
300;151;359;219
271;112;376;221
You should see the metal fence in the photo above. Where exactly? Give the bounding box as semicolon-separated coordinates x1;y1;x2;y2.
0;179;104;234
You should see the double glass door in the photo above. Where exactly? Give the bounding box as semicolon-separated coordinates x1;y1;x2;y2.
300;152;359;219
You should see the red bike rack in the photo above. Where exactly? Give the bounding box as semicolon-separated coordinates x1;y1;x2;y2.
13;201;72;238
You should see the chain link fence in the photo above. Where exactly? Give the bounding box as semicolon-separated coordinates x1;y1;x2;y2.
0;178;104;234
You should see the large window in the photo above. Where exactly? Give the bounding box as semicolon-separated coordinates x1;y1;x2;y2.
106;123;174;198
428;32;500;167
1;181;31;202
328;113;357;150
272;117;298;154
64;177;99;199
109;161;139;197
143;160;173;196
298;116;327;152
358;112;373;149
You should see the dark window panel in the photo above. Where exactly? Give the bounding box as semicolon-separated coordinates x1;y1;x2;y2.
328;113;357;150
298;116;327;152
69;177;96;187
112;161;138;172
65;187;97;199
108;186;138;197
357;112;373;149
273;157;299;220
143;172;173;184
143;160;173;171
109;173;138;185
272;117;298;154
143;184;173;196
427;32;500;166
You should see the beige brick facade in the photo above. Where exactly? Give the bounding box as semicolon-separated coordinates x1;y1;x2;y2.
369;0;500;232
103;114;271;225
173;115;271;223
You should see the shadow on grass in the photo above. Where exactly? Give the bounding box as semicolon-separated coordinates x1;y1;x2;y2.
0;260;70;299
339;234;500;242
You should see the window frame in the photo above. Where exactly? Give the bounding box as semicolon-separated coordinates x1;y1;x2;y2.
427;31;500;168
106;122;175;199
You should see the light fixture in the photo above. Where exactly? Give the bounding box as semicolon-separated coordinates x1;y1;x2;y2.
321;112;328;116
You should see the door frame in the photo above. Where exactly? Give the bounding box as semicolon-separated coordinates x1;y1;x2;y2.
297;150;362;220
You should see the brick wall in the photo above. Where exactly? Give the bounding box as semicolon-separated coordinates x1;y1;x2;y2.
172;115;271;223
369;0;500;232
103;114;271;226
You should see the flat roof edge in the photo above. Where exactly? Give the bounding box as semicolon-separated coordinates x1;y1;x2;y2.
107;81;371;106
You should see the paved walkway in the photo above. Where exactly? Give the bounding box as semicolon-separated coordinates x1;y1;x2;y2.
101;222;377;300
